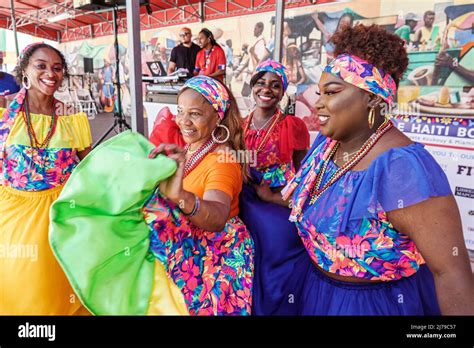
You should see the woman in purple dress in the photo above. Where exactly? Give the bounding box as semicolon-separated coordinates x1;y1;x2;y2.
283;24;474;315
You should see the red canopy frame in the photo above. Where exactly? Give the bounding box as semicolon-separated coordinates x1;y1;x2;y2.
0;0;331;42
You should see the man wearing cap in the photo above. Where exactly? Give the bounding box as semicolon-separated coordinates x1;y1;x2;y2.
395;13;419;44
168;27;200;78
0;51;20;107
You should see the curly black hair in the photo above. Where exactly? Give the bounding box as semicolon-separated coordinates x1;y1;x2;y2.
330;24;408;86
199;28;217;47
13;43;69;86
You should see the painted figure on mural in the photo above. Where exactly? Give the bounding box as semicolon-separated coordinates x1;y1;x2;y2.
99;60;115;113
249;22;269;72
413;10;441;51
394;12;419;46
283;43;306;86
311;10;354;61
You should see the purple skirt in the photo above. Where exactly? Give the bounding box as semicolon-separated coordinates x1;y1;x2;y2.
239;184;311;315
297;259;441;315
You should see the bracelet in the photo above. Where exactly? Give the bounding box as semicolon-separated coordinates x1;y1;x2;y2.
181;193;200;217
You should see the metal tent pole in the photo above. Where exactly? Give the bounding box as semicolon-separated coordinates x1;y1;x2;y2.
126;0;144;135
9;0;19;57
273;0;285;63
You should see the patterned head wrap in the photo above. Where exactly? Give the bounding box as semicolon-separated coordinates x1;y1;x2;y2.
324;53;396;105
253;59;289;92
183;76;230;120
19;42;44;62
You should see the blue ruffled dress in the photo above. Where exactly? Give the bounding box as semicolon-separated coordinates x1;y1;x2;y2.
287;132;452;315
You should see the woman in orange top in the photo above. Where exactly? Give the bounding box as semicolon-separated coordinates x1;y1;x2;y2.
145;76;254;315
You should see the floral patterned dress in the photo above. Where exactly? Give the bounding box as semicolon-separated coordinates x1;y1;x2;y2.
281;131;452;315
144;152;254;315
0;90;92;315
239;111;311;315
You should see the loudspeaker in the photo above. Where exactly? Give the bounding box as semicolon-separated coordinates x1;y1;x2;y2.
84;58;94;73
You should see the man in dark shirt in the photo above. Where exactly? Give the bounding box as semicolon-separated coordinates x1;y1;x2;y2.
168;27;201;78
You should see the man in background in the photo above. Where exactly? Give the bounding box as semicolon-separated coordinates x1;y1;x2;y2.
168;27;201;78
194;28;226;82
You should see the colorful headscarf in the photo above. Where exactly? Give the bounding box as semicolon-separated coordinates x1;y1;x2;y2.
183;76;230;120
324;53;397;105
253;59;289;92
19;42;44;61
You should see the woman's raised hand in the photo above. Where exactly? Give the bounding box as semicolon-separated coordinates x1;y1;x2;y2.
149;143;186;203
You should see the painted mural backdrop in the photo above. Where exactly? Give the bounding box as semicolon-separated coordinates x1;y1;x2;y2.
58;0;474;255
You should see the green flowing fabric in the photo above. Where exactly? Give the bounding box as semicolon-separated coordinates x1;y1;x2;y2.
49;130;177;315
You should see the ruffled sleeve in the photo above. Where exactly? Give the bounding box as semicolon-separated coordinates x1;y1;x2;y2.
279;115;310;163
60;112;92;151
5;112;92;151
344;143;453;224
296;141;453;236
149;107;185;147
373;143;452;212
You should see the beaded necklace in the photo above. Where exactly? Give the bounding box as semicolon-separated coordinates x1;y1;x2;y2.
309;119;393;205
22;93;58;149
244;109;282;154
203;46;214;70
333;148;358;164
184;137;218;178
251;114;275;135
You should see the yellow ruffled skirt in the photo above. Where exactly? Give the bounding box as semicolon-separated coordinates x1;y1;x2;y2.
0;185;88;315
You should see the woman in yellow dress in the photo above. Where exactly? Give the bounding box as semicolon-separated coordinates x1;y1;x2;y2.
0;43;92;315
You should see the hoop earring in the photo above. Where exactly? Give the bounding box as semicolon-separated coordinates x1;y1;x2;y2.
212;123;230;144
22;75;31;90
368;107;375;129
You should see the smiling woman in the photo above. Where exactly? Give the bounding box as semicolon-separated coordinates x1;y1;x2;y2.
239;59;311;315
143;76;254;315
282;24;474;315
0;43;92;315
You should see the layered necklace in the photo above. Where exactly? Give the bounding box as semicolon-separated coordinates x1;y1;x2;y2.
245;109;282;153
22;93;58;149
184;138;218;177
309;118;393;205
203;46;214;70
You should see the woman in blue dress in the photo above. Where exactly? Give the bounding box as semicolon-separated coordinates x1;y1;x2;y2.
282;24;474;315
239;59;312;315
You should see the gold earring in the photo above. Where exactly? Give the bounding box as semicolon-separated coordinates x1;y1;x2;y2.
368;107;375;129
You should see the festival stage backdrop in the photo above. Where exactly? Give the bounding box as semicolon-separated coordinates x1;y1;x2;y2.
57;0;474;254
